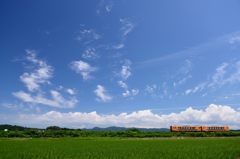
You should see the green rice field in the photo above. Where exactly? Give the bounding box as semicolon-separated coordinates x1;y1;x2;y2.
0;137;239;159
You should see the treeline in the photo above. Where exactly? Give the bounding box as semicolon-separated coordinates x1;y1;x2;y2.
0;126;240;138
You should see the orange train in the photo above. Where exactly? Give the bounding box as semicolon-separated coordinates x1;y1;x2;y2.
170;125;229;132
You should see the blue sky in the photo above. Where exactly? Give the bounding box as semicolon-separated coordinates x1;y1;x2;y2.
1;0;240;128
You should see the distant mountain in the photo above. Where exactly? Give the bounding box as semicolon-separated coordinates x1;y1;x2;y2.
84;126;170;132
0;124;170;132
0;124;29;131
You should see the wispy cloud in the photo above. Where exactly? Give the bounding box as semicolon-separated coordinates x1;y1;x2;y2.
208;63;229;87
185;61;240;95
145;83;171;99
137;32;240;69
229;32;240;44
66;88;76;95
117;80;139;97
20;50;53;92
81;48;98;60
13;50;78;108
4;104;240;129
120;18;135;38
13;90;78;108
94;85;112;102
107;18;134;51
112;43;125;50
96;0;114;15
185;82;207;95
75;28;101;45
173;75;192;87
173;60;193;87
70;60;97;80
117;60;139;97
145;84;158;95
120;60;132;80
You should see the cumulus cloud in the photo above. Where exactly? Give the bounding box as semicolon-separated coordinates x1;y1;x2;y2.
4;104;240;129
120;18;135;37
70;60;97;80
20;50;53;92
94;85;112;102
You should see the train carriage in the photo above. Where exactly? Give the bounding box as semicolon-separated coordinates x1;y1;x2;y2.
202;126;229;132
170;125;229;132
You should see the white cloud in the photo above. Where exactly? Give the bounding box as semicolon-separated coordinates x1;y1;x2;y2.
66;88;75;95
117;80;139;97
173;60;192;87
113;43;125;49
20;50;53;92
185;82;207;95
122;90;130;97
96;0;114;14
13;50;78;108
222;61;240;84
82;48;98;60
185;61;240;95
229;34;240;44
13;91;33;103
121;65;131;80
118;80;128;89
105;3;113;13
120;18;135;37
131;89;139;96
117;60;139;97
120;60;132;80
5;104;240;129
122;89;139;97
70;60;97;80
13;90;78;108
94;85;112;102
208;63;229;88
145;83;171;99
145;84;158;94
173;75;192;87
75;28;101;44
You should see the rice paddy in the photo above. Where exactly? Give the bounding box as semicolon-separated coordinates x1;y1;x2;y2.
0;137;239;159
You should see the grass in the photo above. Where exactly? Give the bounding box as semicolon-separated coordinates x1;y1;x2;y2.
0;137;239;159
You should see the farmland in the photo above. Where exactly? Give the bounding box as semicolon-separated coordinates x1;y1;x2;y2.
0;137;239;159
